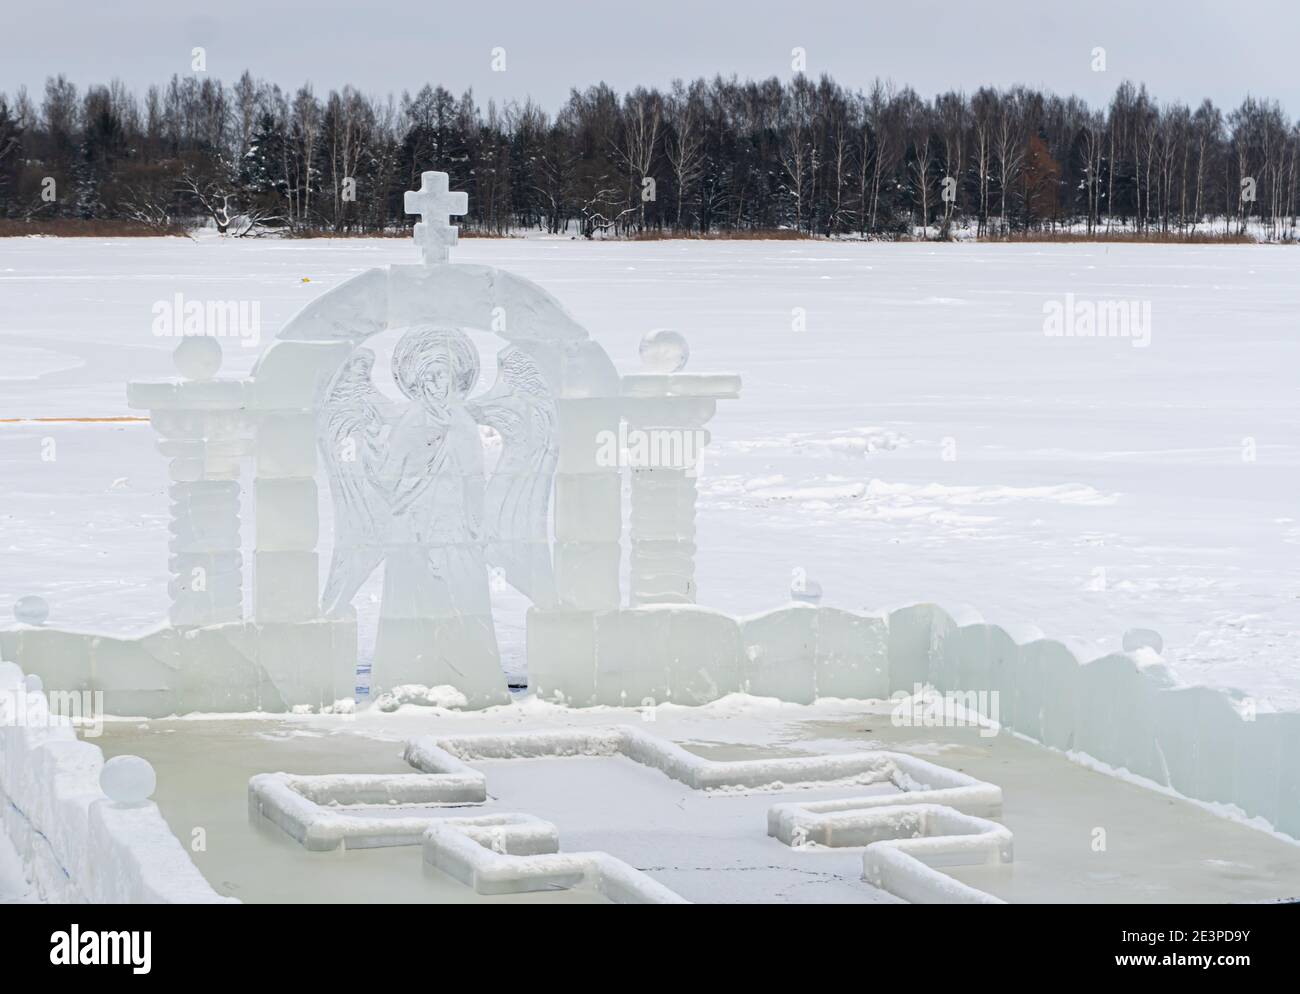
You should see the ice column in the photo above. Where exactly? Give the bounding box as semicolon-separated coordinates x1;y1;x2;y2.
247;340;355;623
621;339;740;606
552;396;624;609
127;341;251;627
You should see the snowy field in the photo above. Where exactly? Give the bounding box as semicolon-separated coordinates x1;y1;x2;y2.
1;235;1298;707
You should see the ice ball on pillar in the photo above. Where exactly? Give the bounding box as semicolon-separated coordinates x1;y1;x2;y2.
639;329;690;373
13;594;49;626
1122;628;1164;654
100;755;157;806
174;336;223;380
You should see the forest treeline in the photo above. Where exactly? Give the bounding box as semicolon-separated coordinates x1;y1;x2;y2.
0;72;1296;239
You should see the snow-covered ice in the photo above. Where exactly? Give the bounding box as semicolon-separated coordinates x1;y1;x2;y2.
1;235;1298;708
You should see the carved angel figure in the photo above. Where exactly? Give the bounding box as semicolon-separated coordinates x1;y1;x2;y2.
317;325;558;625
470;344;559;607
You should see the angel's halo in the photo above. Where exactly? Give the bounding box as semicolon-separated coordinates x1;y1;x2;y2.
362;323;506;407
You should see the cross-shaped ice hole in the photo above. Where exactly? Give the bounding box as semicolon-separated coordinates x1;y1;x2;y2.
404;170;469;265
248;726;1009;903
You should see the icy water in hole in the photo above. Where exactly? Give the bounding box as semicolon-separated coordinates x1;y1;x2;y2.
96;709;1300;904
97;719;607;904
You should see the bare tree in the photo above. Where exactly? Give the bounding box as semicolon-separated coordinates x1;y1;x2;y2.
664;80;704;232
291;85;320;225
909;133;935;237
611;88;661;232
862;81;897;235
1229;100;1255;235
970;88;997;235
936;91;966;231
994;97;1024;234
324;87;371;231
1078;112;1106;234
179;162;281;236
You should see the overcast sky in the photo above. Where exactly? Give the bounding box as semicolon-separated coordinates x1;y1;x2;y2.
5;0;1295;114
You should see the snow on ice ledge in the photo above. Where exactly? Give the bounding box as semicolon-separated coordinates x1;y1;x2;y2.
421;814;687;903
0;660;232;903
248;770;686;903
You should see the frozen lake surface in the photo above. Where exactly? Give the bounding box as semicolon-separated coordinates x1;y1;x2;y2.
1;235;1297;706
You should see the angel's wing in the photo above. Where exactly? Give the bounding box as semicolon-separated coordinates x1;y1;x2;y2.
469;346;558;606
318;348;393;616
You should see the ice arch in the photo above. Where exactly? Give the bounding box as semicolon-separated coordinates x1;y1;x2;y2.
246;260;624;704
258;262;620;398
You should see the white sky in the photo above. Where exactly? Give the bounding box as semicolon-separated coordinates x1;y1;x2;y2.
4;0;1294;115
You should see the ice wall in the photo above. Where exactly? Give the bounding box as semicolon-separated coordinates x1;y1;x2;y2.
529;599;1300;842
0;661;233;903
885;603;1300;843
5;597;1296;845
526;603;887;707
0;620;357;718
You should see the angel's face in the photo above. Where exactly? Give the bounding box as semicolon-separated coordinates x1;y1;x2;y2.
417;349;454;407
392;326;478;408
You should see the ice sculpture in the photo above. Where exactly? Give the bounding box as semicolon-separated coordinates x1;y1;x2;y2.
468;345;559;607
322;327;480;616
92;170;733;709
404;170;469;265
317;324;560;682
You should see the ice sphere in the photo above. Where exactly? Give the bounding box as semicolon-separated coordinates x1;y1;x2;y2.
790;573;822;604
1122;628;1163;654
173;336;223;380
24;673;43;693
100;755;157;805
13;595;49;625
639;329;689;373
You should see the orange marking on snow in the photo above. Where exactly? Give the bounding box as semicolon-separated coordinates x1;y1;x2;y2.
0;416;148;424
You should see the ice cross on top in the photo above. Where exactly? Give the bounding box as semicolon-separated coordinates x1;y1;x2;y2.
404;170;468;265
